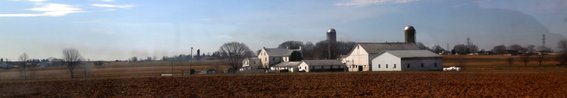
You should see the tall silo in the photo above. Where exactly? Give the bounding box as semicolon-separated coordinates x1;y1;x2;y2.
404;25;416;44
327;28;337;59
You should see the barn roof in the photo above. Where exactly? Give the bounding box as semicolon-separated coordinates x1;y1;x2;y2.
351;42;421;59
273;61;302;67
358;42;420;54
264;48;293;57
302;60;345;66
383;50;441;58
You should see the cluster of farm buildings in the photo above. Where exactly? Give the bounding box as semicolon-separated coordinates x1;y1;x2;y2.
240;26;443;72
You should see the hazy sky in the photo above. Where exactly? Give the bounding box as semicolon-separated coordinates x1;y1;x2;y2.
0;0;566;60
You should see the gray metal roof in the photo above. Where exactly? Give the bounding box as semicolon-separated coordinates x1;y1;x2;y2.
354;42;420;59
302;60;345;66
358;42;420;54
264;48;293;57
273;61;302;67
383;50;441;58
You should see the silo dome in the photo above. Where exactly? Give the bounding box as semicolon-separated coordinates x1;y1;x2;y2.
404;25;415;31
327;28;336;33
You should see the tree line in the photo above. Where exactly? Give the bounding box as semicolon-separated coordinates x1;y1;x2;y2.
3;48;86;79
216;39;567;73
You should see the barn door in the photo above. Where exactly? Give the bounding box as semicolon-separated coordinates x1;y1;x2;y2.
358;66;363;71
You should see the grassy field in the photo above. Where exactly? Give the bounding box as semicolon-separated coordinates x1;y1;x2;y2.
443;55;564;72
0;60;231;81
0;55;564;81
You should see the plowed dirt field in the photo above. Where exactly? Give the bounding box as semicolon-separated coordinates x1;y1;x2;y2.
1;72;566;97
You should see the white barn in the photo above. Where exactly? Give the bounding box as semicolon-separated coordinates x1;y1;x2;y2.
342;42;419;72
371;50;443;71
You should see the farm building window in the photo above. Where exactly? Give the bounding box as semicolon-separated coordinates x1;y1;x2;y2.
407;64;410;68
386;64;388;68
378;64;381;68
421;63;424;68
434;63;438;67
394;64;396;68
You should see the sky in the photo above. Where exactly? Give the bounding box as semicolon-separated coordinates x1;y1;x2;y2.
0;0;566;61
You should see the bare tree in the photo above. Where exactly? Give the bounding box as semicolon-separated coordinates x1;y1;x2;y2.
558;39;567;66
509;44;526;54
452;44;468;55
526;45;536;54
278;40;307;61
303;42;315;60
289;51;303;61
311;40;356;59
416;42;430;50
431;45;446;54
18;53;29;80
217;42;254;73
492;45;507;54
278;41;304;49
62;48;83;78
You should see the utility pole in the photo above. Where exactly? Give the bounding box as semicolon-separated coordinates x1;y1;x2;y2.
467;37;471;54
189;47;193;76
446;43;450;52
542;34;546;51
171;58;174;75
539;34;546;66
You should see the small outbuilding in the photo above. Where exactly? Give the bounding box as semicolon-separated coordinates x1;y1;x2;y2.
298;60;346;72
240;57;261;71
270;61;302;72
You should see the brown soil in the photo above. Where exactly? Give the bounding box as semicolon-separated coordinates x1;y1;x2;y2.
1;72;566;97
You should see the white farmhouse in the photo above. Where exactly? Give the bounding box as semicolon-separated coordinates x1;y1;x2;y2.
258;48;300;68
298;60;346;72
342;42;419;71
371;50;443;71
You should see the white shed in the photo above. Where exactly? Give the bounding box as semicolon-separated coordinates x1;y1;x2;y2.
298;60;346;72
371;50;443;71
270;61;302;72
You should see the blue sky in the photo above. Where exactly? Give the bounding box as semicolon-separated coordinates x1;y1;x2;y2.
0;0;566;60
